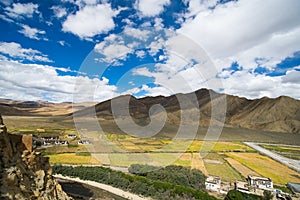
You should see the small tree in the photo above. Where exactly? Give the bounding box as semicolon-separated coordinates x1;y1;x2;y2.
263;190;274;200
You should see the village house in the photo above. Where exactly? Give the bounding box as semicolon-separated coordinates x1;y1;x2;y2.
41;136;59;141
233;175;279;197
67;134;77;139
55;140;68;145
78;140;91;145
235;181;251;194
247;175;273;190
205;176;221;192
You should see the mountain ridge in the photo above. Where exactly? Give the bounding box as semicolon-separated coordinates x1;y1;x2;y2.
73;88;300;134
0;89;299;134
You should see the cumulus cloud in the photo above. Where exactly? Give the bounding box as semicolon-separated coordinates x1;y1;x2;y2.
62;4;118;39
220;70;300;99
180;0;300;62
135;0;170;17
282;69;300;84
18;24;46;40
0;60;117;102
4;3;39;19
0;42;52;63
94;25;154;64
165;0;300;99
94;34;133;64
51;6;67;18
123;26;151;40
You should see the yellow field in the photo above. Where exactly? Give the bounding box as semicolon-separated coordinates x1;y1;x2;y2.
225;157;259;178
44;145;88;154
47;153;101;165
96;135;257;154
226;153;300;185
191;153;207;174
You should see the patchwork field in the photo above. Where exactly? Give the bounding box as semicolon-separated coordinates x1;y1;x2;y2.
226;152;300;185
224;157;259;177
41;134;300;186
2;114;299;186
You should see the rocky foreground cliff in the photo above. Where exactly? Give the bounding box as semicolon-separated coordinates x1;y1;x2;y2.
0;114;72;200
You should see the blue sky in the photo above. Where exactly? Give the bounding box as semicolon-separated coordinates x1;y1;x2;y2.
0;0;299;102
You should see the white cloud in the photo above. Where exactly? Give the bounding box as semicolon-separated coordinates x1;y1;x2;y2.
4;3;38;19
220;70;300;99
51;6;67;18
58;40;69;46
180;0;300;61
0;60;117;102
282;69;300;84
0;42;52;63
1;0;13;6
139;84;172;97
62;4;117;39
135;0;170;17
94;34;133;64
135;50;146;58
18;24;46;40
185;0;218;17
123;26;151;40
168;0;300;99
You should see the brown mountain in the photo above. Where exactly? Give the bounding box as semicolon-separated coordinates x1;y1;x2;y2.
74;89;300;134
1;89;299;134
0;98;95;116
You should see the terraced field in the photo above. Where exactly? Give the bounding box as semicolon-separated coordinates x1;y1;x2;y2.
226;152;300;185
38;133;300;186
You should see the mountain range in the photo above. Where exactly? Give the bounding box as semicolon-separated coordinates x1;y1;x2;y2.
1;89;299;134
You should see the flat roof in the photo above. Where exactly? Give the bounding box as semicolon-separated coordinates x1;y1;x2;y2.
248;175;271;181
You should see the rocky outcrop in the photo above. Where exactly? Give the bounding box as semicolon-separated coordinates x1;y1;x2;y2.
0;114;72;200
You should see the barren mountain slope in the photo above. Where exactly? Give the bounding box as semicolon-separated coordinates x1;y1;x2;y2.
79;89;300;134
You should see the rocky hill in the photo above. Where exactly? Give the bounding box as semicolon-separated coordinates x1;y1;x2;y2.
74;89;300;134
0;114;72;200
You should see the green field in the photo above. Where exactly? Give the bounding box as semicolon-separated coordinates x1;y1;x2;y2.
260;144;300;160
203;153;243;181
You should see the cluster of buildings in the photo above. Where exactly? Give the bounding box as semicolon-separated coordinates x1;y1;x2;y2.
33;134;91;147
37;136;68;146
205;175;299;199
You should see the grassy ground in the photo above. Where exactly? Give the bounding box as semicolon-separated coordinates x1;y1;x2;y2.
226;152;300;185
